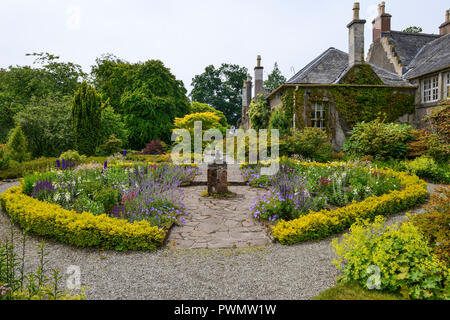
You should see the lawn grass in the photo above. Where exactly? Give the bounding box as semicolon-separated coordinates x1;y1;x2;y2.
313;281;405;300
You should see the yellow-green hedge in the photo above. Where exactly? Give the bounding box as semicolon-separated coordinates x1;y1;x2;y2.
272;168;429;245
0;186;166;251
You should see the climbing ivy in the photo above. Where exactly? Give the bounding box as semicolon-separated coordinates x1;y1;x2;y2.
329;86;415;127
339;64;384;85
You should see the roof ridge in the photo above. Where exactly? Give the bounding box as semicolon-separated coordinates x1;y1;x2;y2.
390;30;441;38
404;33;450;78
287;47;341;83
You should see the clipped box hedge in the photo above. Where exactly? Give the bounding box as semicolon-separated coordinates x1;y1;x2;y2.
272;168;429;245
0;186;166;251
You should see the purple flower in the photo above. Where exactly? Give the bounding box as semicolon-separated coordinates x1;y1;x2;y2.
56;159;60;168
123;150;127;157
104;161;108;169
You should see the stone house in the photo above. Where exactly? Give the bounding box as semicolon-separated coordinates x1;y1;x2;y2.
239;2;450;150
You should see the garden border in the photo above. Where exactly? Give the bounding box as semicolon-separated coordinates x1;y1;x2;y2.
268;162;429;245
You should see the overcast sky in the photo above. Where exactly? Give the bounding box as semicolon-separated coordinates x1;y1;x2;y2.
1;0;448;93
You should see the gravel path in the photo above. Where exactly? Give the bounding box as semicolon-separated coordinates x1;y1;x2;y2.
0;180;442;300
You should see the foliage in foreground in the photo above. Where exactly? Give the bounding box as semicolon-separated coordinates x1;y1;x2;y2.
332;216;449;300
0;228;85;300
313;281;404;300
411;187;450;267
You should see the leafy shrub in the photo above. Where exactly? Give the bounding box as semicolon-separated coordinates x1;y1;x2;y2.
0;158;57;180
268;108;290;137
59;150;83;163
332;217;449;300
248;95;270;131
97;134;123;156
100;105;128;147
174;112;226;134
343;119;412;159
139;140;167;155
14;96;75;158
0;148;10;170
403;156;450;184
281;127;332;162
411;187;450;266
407;129;449;162
5;126;31;162
94;186;120;214
189;102;228;127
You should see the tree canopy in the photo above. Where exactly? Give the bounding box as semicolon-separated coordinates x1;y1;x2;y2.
402;26;423;33
190;64;247;126
264;62;286;93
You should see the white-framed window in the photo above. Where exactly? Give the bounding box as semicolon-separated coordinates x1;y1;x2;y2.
422;76;439;103
310;103;325;130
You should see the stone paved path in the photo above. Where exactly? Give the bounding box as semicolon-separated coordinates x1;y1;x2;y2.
167;185;271;249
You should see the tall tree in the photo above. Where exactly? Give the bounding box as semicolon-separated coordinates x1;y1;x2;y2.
121;60;190;149
190;64;247;126
264;62;286;93
91;53;135;115
72;81;103;155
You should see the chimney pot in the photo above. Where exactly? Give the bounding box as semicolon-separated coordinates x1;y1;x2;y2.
440;9;450;35
353;2;360;20
378;2;386;15
257;55;261;67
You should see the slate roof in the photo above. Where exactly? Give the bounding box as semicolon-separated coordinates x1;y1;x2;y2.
403;33;450;79
286;47;412;87
287;48;348;84
388;31;441;68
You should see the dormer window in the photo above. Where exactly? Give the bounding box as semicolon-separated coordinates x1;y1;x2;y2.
422;76;439;103
310;103;325;130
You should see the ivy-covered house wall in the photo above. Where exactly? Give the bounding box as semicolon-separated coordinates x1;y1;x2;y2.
268;82;416;150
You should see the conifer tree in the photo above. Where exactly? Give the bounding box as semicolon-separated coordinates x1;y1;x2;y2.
72;81;102;155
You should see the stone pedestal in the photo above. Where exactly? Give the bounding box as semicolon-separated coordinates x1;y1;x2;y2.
207;163;228;194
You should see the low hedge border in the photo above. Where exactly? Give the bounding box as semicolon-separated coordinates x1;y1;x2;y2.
0;186;166;251
268;165;429;245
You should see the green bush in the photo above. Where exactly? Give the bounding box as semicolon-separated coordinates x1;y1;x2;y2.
0;158;57;180
268;108;290;137
97;134;123;156
59;150;83;163
0;148;10;170
94;186;120;214
100;105;128;147
189;102;228;127
343;119;412;159
332;216;449;300
14;96;75;158
403;156;450;184
411;187;450;267
5;126;31;162
248;95;270;131
281;127;332;162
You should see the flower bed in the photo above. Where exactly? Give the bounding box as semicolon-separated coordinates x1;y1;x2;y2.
0;163;198;251
243;160;428;245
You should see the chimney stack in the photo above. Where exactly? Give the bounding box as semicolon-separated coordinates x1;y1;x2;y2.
242;80;248;109
254;55;264;100
246;74;252;108
347;3;366;67
439;9;450;35
372;2;392;42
